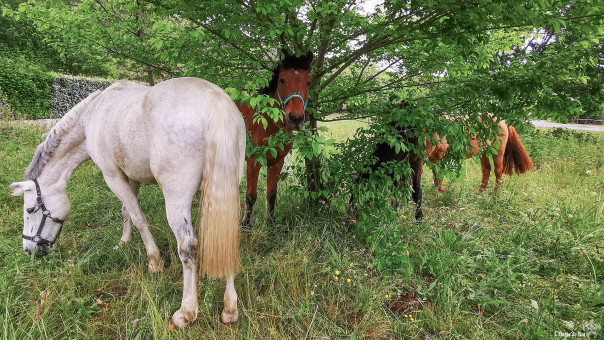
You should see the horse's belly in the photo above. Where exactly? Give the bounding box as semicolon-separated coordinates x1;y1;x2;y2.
112;144;157;183
121;162;157;184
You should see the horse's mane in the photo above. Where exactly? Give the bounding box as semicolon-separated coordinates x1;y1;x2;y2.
24;90;103;180
258;50;313;95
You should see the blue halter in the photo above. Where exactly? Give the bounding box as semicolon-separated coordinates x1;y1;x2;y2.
277;90;308;111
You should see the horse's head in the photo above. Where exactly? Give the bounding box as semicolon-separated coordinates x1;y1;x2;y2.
264;50;313;131
277;67;311;131
10;179;70;257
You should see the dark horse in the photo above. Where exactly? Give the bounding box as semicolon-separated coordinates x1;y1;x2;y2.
347;102;424;222
237;50;313;227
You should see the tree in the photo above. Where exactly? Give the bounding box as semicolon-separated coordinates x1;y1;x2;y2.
0;0;114;76
8;0;181;84
16;0;603;185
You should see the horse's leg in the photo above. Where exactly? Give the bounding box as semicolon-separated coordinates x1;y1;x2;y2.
103;173;163;273
410;154;424;220
118;179;141;244
220;275;238;324
432;169;445;193
492;152;506;191
243;157;261;228
266;157;285;226
162;185;200;329
478;156;491;194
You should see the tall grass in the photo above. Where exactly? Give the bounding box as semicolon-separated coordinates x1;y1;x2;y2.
0;122;602;339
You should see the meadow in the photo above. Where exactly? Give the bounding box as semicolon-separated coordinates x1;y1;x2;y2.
0;120;602;339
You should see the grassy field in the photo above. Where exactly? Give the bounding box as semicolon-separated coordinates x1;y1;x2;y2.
0;121;602;339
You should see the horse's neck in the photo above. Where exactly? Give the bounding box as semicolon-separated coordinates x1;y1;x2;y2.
38;126;89;190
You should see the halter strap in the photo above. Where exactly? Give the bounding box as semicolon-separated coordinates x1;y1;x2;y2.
22;179;65;247
277;90;308;111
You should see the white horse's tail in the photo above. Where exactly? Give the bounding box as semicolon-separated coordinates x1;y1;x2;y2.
199;92;245;279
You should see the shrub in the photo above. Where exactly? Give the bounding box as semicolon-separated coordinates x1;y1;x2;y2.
0;61;111;119
0;60;53;119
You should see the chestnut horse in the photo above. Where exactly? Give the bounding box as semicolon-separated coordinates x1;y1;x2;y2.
348;102;425;221
425;118;533;193
238;51;313;227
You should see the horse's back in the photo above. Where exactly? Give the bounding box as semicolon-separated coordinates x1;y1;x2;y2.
85;78;245;184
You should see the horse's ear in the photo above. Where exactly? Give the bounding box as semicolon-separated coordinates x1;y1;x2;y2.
281;48;291;58
10;181;32;197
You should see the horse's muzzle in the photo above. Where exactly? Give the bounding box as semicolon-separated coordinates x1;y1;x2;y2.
24;245;50;258
286;113;305;131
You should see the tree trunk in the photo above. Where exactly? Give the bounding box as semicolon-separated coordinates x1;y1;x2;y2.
305;113;323;194
147;67;155;86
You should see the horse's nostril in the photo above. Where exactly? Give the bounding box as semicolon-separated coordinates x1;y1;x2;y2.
288;113;304;125
34;246;50;258
25;250;31;256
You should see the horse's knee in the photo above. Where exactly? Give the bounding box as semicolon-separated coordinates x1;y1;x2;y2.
178;237;199;265
121;204;129;219
243;193;257;229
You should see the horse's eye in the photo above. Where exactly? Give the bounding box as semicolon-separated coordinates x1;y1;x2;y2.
279;78;285;84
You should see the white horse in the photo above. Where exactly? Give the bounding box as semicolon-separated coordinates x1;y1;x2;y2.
9;77;246;328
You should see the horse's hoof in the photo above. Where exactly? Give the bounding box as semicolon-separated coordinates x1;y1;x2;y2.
168;318;178;332
113;241;128;250
220;308;239;324
170;308;197;330
148;254;164;273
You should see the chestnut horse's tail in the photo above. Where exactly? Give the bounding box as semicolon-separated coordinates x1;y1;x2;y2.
503;125;533;176
199;92;246;279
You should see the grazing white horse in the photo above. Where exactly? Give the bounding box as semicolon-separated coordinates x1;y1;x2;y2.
10;77;246;328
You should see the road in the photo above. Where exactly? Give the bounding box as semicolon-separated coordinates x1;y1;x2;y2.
530;120;604;132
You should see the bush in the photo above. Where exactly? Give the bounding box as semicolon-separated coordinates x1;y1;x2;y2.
0;60;53;119
0;61;111;119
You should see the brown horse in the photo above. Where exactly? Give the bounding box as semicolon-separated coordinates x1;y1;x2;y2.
237;50;313;227
425;117;533;193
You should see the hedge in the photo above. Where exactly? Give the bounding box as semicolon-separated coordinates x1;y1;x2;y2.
0;61;53;119
0;62;110;119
